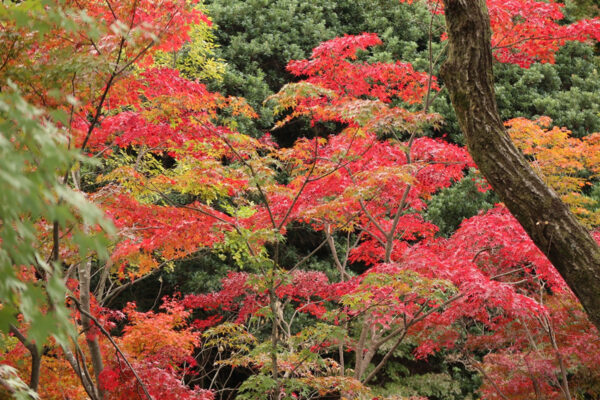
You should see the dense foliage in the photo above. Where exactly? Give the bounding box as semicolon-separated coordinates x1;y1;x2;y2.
1;0;600;399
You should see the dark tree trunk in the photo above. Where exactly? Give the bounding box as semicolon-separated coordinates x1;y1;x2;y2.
9;324;41;392
440;0;600;331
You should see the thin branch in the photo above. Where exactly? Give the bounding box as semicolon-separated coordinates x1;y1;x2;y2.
277;138;319;231
0;36;18;74
374;293;463;348
104;0;118;21
68;296;154;400
60;342;98;400
102;257;170;306
290;238;328;271
325;224;350;281
467;356;510;400
215;128;277;228
73;340;100;400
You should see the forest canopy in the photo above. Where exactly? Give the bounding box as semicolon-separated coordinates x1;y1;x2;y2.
1;0;600;399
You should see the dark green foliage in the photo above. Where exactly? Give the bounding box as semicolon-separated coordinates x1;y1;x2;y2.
566;0;600;18
381;373;466;400
589;182;600;215
165;253;242;294
105;252;233;312
370;343;481;400
425;171;498;237
495;41;600;137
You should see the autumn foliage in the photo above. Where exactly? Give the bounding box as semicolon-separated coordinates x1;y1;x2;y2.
1;0;600;399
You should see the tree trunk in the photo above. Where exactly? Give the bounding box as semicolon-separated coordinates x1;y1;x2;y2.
440;0;600;331
8;324;41;392
79;258;105;399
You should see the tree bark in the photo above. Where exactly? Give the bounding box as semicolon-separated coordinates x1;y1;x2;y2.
8;324;41;392
440;0;600;331
78;259;105;399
